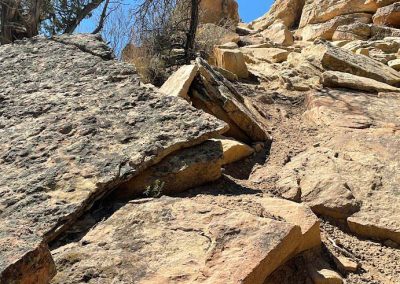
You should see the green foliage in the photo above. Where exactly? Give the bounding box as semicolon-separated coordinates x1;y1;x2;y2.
144;179;165;198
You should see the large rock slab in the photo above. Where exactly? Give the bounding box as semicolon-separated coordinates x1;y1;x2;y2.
214;47;249;79
303;42;400;86
111;140;224;200
52;196;305;284
0;221;56;284
190;58;270;143
298;89;400;244
250;0;306;30
200;0;239;25
298;13;372;41
299;0;378;28
373;2;400;28
159;64;198;101
323;71;400;93
0;35;227;281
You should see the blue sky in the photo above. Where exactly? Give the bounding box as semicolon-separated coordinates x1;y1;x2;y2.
77;0;273;33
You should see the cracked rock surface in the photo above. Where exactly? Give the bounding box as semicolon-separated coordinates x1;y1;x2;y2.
0;34;227;282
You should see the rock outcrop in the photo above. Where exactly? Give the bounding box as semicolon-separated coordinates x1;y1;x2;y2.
0;34;227;282
200;0;239;25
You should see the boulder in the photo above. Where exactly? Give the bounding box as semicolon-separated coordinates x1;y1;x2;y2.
373;2;400;28
0;222;56;284
332;23;371;41
299;0;378;28
191;58;270;143
159;65;198;101
371;24;400;38
214;47;249;78
298;13;372;41
52;196;304;284
211;136;254;165
250;0;306;30
302;42;400;85
323;71;400;93
389;58;400;70
261;21;294;46
0;34;227;281
242;47;290;63
199;0;239;25
111;140;224;200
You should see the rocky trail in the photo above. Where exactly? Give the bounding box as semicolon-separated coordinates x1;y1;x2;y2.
1;0;400;283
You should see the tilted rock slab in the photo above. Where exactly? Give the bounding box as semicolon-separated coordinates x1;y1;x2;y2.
190;58;270;143
0;35;227;282
323;71;400;93
52;195;321;283
292;89;400;244
303;42;400;86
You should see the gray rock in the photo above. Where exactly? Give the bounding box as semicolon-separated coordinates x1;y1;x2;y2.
0;34;227;282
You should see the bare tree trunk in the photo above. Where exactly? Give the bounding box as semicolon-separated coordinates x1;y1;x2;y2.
26;0;42;37
63;0;105;34
184;0;199;63
92;0;110;34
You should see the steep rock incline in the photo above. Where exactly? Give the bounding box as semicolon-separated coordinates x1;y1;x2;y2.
0;34;227;282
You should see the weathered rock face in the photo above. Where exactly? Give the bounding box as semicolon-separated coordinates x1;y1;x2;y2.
302;42;400;85
0;34;227;281
297;13;372;41
261;22;294;46
332;22;372;41
191;58;270;143
323;70;400;93
299;0;379;28
373;2;400;28
0;222;56;284
214;47;249;78
250;0;306;30
159;65;198;101
52;195;320;284
200;0;239;25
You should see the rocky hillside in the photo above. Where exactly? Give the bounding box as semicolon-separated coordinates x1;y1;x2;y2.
1;1;400;283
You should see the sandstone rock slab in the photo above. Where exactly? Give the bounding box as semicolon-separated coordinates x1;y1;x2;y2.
299;0;378;28
303;42;400;85
211;136;254;165
112;140;224;200
373;2;400;28
323;71;400;93
261;22;294;46
332;23;371;41
159;64;199;101
200;0;239;25
242;47;290;63
389;58;400;70
214;48;249;78
0;35;227;281
250;0;305;30
0;221;56;284
191;58;270;143
52;196;303;284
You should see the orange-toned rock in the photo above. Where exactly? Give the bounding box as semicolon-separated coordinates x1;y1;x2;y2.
373;2;400;28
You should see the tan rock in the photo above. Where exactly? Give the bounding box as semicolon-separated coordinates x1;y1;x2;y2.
355;48;370;56
214;66;238;81
323;71;400;93
52;196;304;284
192;58;270;143
256;197;321;253
111;140;223;200
242;47;290;63
261;21;294;46
332;255;359;273
371;24;400;39
332;23;371;41
211;136;254;165
305;253;344;284
348;216;400;244
199;0;239;25
299;0;378;28
298;13;372;41
389;59;400;71
197;23;240;46
214;47;249;78
0;223;56;284
159;65;198;101
250;0;306;30
303;42;400;85
373;2;400;28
